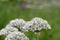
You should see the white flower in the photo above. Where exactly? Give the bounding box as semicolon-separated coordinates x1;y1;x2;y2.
0;25;18;36
5;31;29;40
31;17;51;31
23;17;51;32
22;21;33;32
9;19;26;31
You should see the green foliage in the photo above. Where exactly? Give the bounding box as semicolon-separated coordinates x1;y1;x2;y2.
0;1;60;40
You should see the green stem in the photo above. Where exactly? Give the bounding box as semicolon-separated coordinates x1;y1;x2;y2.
35;32;40;40
36;34;39;40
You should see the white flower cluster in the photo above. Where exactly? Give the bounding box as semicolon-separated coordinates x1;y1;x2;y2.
23;17;51;32
0;17;51;40
0;19;26;36
0;19;29;40
8;19;26;31
5;31;29;40
0;25;18;36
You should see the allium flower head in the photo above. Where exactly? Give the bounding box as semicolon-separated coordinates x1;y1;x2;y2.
5;31;29;40
23;17;51;32
9;19;26;31
0;25;18;36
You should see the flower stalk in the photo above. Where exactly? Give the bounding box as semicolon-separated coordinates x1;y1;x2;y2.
35;32;40;40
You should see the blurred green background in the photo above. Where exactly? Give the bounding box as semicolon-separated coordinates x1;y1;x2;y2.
0;0;60;40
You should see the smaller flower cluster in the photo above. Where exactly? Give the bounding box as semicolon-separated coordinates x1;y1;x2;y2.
5;31;29;40
8;19;26;31
0;25;18;36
